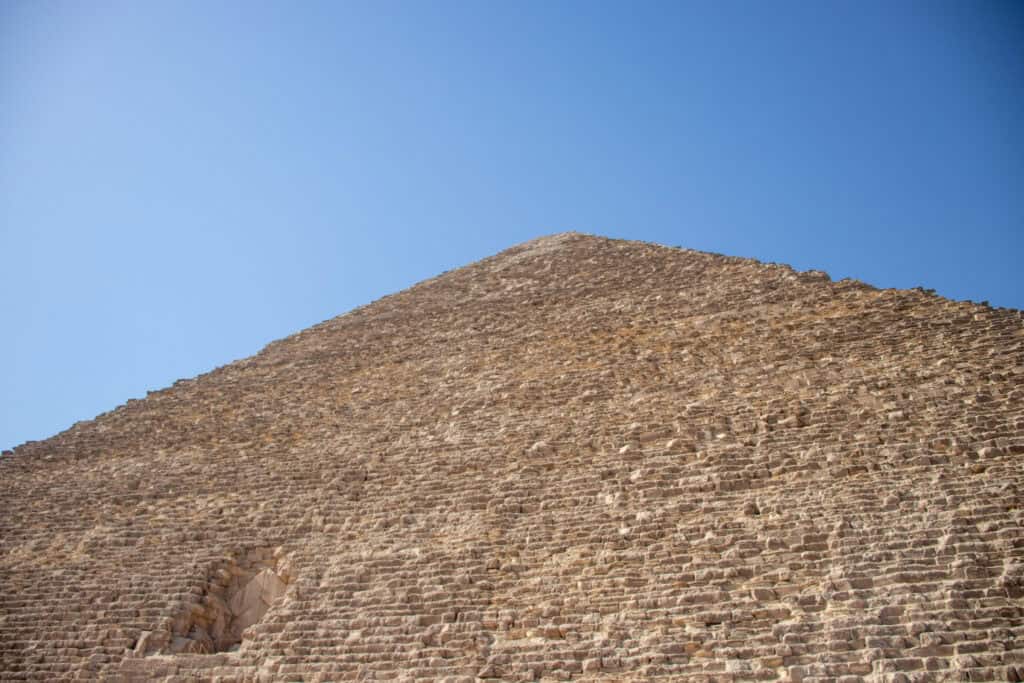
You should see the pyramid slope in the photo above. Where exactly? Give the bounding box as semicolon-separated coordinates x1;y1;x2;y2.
2;233;1023;681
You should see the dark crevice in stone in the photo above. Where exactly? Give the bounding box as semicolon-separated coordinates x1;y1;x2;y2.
136;547;292;656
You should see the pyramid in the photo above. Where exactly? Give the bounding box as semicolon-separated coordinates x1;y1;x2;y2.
2;233;1022;682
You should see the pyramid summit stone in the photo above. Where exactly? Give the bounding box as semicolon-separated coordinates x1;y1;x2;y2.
2;233;1023;681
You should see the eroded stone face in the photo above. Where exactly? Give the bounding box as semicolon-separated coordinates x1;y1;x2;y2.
135;547;291;656
228;568;287;640
2;233;1023;681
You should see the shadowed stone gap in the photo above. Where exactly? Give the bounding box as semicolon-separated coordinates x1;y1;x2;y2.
136;548;291;656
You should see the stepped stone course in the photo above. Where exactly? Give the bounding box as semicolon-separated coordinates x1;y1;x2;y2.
1;232;1023;682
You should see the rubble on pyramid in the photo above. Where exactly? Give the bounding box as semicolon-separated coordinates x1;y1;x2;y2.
1;233;1022;681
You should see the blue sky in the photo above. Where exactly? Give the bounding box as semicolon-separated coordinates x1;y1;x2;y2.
1;0;1021;450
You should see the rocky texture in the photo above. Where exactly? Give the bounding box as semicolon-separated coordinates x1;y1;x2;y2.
1;232;1022;682
132;547;292;657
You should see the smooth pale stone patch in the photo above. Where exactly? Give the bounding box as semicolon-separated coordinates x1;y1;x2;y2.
226;568;288;641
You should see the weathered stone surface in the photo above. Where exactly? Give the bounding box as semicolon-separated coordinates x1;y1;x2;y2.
1;232;1023;681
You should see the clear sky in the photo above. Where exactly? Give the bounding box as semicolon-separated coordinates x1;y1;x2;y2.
1;1;1022;451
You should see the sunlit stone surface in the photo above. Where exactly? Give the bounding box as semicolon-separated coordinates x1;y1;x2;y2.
1;233;1022;681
